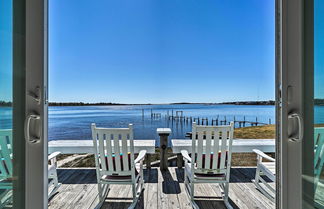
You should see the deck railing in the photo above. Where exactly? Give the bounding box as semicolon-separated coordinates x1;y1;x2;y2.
49;128;275;169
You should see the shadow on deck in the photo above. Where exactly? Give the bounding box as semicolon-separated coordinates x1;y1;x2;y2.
48;167;275;209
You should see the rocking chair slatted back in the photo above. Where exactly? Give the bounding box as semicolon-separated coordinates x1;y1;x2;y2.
0;130;13;179
191;122;234;176
92;124;135;177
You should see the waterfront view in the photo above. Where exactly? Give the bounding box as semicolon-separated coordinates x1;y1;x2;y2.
48;104;275;142
1;0;323;207
2;104;274;142
1;104;324;142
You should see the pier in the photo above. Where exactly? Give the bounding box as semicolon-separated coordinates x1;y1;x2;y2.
145;109;272;127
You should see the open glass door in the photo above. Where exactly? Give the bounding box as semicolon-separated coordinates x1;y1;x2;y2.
280;0;324;208
0;0;48;208
313;1;324;207
0;1;15;207
310;0;324;208
25;0;49;208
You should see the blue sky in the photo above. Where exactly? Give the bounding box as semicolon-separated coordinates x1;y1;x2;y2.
1;1;322;104
49;0;275;103
0;0;12;102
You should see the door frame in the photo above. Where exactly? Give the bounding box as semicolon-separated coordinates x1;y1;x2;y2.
12;0;27;207
278;0;315;208
25;0;48;208
13;0;317;208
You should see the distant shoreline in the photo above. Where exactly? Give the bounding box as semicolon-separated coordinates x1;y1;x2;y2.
48;101;276;106
2;99;324;107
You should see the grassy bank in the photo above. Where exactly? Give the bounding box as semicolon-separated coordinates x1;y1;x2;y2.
234;125;275;139
58;125;276;167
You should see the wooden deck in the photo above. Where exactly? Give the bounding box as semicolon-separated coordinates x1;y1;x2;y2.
48;167;275;209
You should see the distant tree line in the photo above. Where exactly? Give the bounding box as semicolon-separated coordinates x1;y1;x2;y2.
222;99;324;106
220;100;275;105
49;102;125;106
315;99;324;106
0;101;12;107
2;99;324;107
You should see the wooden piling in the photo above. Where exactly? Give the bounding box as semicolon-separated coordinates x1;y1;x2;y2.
146;155;151;169
157;128;171;171
243;116;246;127
177;154;183;169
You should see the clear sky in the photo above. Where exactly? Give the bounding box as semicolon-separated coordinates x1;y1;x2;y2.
49;0;276;104
0;0;12;102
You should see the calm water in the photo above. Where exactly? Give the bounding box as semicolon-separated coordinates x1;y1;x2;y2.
1;104;324;144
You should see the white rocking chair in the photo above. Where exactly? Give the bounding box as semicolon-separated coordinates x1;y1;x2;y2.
48;151;62;199
0;130;13;207
314;128;324;192
181;122;234;209
252;149;276;202
0;129;61;204
253;127;324;203
91;123;146;209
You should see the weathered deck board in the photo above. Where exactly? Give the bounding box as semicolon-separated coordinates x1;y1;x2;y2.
48;167;275;209
144;169;158;209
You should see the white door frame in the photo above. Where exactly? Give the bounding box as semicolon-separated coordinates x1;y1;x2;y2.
18;0;317;208
25;0;48;208
278;0;315;208
279;0;303;208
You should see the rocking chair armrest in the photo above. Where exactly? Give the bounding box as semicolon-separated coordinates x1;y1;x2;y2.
253;149;275;162
181;150;192;163
48;151;61;161
134;150;147;164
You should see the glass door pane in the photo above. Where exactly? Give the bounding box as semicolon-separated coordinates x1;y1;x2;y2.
314;0;324;207
0;0;13;208
1;0;47;208
0;0;13;207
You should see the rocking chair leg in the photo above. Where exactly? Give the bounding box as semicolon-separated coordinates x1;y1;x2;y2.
224;182;229;201
132;184;136;199
189;182;200;209
255;164;261;184
97;183;103;202
128;184;140;209
48;170;62;199
190;182;194;201
223;182;233;209
95;184;110;209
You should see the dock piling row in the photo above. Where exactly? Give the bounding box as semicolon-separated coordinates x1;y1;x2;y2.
147;109;271;127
